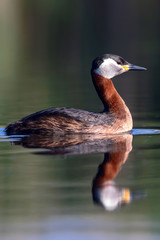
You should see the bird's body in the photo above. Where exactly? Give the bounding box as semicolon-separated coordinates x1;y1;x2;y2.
6;54;146;135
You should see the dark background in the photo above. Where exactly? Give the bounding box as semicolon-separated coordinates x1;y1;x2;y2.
0;0;159;125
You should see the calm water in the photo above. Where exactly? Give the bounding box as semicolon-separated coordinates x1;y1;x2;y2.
0;123;160;240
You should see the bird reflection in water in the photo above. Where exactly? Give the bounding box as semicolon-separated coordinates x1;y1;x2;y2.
9;132;145;211
92;134;132;211
11;132;131;155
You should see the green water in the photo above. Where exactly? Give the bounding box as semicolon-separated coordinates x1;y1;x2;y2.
0;128;160;239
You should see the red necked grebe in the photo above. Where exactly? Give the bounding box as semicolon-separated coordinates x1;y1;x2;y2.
6;54;146;135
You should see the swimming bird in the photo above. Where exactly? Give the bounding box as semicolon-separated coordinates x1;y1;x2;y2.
6;54;146;135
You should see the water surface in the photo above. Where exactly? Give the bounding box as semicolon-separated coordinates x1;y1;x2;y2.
0;126;160;240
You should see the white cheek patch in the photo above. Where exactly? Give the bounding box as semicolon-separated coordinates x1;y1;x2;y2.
94;58;125;79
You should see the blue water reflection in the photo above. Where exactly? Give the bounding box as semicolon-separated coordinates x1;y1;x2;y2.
132;129;160;135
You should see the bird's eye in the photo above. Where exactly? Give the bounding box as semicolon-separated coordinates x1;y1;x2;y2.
117;57;126;65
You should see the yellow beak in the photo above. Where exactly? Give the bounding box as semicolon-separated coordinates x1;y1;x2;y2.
122;64;147;71
122;65;130;71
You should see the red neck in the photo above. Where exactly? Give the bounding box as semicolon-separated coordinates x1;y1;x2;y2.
91;72;127;114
